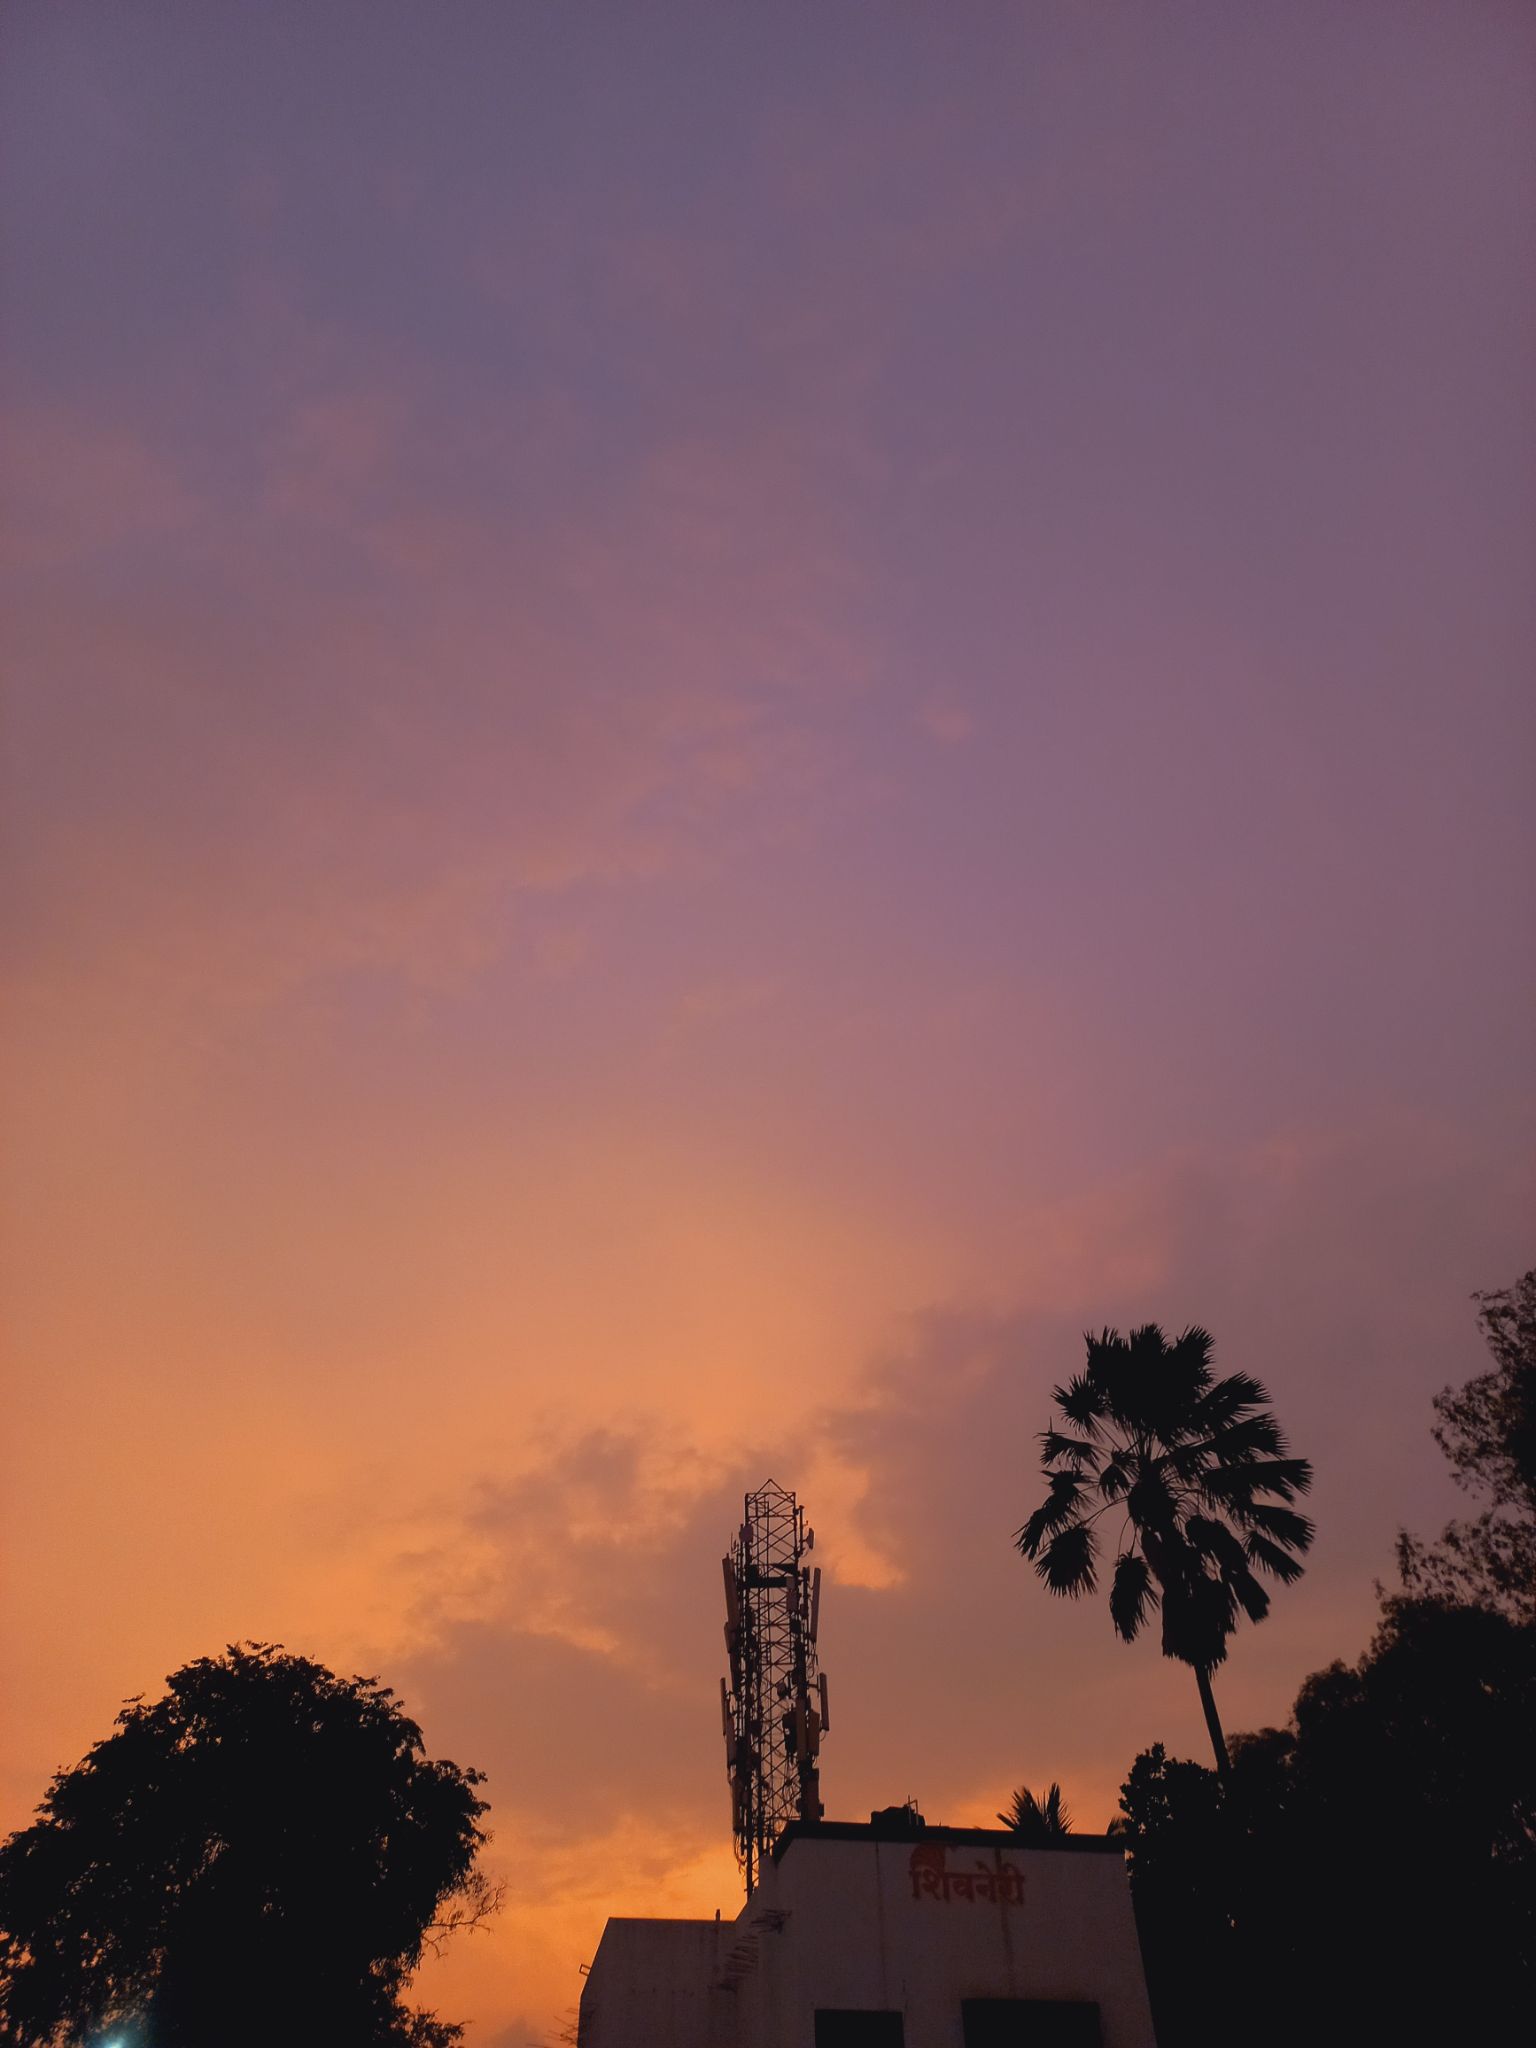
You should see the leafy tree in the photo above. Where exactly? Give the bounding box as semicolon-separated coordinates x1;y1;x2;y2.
1108;1742;1236;2047
1015;1325;1313;1772
995;1782;1072;1840
0;1643;497;2048
1398;1267;1536;1620
1116;1597;1536;2047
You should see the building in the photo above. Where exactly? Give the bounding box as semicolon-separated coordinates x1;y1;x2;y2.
578;1808;1157;2047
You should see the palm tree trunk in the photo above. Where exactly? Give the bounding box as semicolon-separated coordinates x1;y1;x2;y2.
1194;1664;1229;1778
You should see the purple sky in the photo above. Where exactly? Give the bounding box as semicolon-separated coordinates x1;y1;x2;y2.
4;5;1533;2039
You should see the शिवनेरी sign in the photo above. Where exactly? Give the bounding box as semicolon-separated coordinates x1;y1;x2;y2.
908;1843;1025;1905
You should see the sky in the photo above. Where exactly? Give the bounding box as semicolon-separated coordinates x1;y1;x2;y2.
3;2;1533;2038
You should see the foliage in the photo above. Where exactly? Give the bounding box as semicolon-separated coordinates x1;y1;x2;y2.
1396;1508;1536;1619
1118;1276;1536;2042
995;1782;1072;1840
1116;1597;1536;2047
1015;1324;1312;1767
1398;1268;1536;1621
1437;1269;1536;1507
0;1643;497;2048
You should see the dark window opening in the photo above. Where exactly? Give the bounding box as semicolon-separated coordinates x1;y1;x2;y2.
961;1998;1102;2047
814;2012;905;2048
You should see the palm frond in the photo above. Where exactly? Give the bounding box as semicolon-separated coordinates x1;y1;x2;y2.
1126;1469;1180;1537
1201;1412;1283;1460
1245;1533;1307;1583
1108;1551;1157;1642
1082;1327;1124;1367
1200;1455;1314;1503
1040;1428;1101;1469
1182;1517;1270;1627
1055;1372;1106;1430
1098;1456;1131;1500
1172;1325;1215;1369
1230;1565;1270;1623
1109;1326;1177;1427
1128;1324;1171;1359
1015;1507;1051;1558
1158;1562;1236;1668
998;1782;1073;1839
1015;1470;1090;1557
1164;1441;1218;1484
1166;1324;1215;1387
1236;1501;1315;1551
1037;1522;1097;1598
1187;1372;1269;1431
1183;1514;1236;1560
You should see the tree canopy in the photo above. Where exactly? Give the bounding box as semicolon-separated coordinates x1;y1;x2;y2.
1114;1596;1536;2047
1398;1267;1536;1620
1115;1272;1536;2046
0;1643;495;2048
1015;1324;1313;1770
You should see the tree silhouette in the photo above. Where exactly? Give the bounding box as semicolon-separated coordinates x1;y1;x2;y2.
1398;1267;1536;1621
0;1642;497;2048
1115;1596;1536;2047
996;1782;1072;1840
1015;1325;1313;1772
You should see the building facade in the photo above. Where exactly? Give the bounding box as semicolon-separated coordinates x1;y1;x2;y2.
579;1814;1157;2048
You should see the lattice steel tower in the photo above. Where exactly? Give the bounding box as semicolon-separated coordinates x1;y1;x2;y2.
721;1480;828;1894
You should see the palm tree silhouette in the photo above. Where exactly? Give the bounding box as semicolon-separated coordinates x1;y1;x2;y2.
1015;1325;1313;1774
997;1782;1072;1840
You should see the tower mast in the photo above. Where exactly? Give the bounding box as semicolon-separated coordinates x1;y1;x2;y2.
722;1480;828;1893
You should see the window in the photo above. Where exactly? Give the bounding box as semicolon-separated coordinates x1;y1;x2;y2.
961;1999;1102;2047
814;2012;905;2047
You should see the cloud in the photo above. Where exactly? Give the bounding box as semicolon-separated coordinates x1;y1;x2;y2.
915;698;976;745
262;387;405;527
1;358;878;1024
384;1107;1529;2035
0;403;200;568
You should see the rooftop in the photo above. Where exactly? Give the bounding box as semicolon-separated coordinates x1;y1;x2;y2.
772;1814;1127;1861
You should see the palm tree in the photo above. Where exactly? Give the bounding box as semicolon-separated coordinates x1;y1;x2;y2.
997;1782;1072;1841
1015;1324;1314;1775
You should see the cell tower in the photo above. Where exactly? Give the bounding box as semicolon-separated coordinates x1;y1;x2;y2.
721;1480;828;1894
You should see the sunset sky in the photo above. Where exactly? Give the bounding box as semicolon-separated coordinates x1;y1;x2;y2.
3;4;1534;2040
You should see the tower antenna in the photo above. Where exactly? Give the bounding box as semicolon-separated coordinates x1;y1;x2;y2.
722;1480;826;1894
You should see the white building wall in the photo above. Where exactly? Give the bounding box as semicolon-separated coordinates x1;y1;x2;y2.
580;1829;1156;2048
735;1834;1155;2048
579;1917;727;2048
